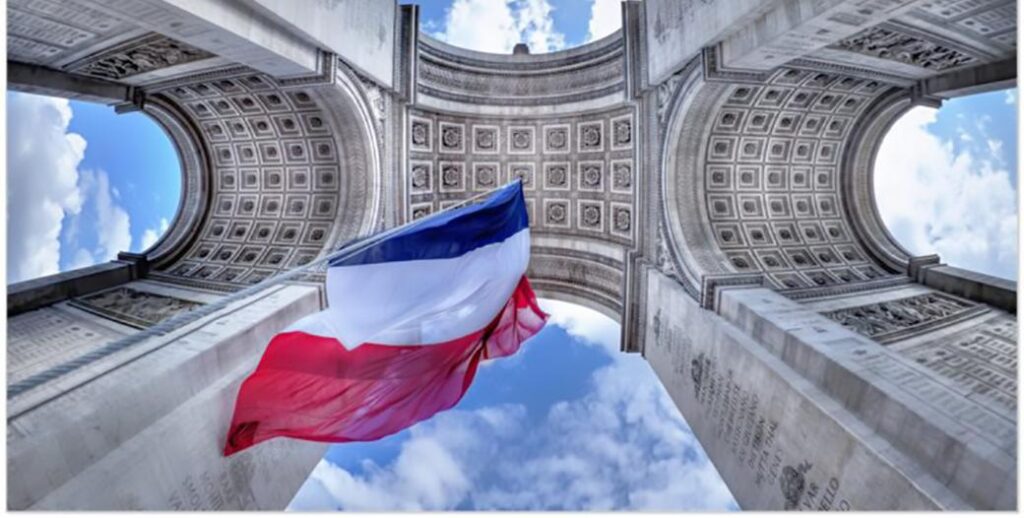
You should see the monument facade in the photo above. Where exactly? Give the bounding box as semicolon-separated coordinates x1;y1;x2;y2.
6;0;1017;510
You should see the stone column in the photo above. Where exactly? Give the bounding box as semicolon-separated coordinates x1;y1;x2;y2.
8;283;327;510
639;266;1014;510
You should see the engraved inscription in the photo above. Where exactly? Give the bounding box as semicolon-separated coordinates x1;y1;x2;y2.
656;316;853;510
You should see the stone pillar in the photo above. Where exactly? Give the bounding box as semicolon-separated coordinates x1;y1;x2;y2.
8;283;327;510
640;266;1014;510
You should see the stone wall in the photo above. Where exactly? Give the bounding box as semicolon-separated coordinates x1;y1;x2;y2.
8;283;326;510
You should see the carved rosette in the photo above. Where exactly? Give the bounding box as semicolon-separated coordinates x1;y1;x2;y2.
613;206;630;232
546;127;567;151
611;161;632;192
545;164;568;188
581;204;601;227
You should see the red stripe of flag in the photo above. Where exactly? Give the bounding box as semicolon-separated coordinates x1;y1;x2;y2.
223;276;547;455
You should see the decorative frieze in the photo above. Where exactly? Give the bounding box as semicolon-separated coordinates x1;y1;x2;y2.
8;306;127;384
68;33;215;80
416;33;626;107
70;287;202;329
7;0;132;64
831;27;976;71
823;292;983;343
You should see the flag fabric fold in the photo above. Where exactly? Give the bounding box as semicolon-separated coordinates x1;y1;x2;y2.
224;182;547;456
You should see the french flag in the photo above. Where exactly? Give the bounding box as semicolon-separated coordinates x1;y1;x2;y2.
224;182;547;455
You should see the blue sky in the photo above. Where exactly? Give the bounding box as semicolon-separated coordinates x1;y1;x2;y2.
60;102;181;269
289;300;738;511
410;0;621;53
3;0;1018;512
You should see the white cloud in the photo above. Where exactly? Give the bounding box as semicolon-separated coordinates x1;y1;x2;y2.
67;248;96;271
54;168;134;272
875;106;1018;280
1005;90;1016;105
432;0;566;54
7;93;136;279
139;217;170;251
69;169;133;262
289;303;735;511
6;92;86;283
538;299;620;353
586;0;622;42
292;433;474;511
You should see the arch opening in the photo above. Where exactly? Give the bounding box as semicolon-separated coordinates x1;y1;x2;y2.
5;91;182;284
412;0;622;56
872;88;1018;281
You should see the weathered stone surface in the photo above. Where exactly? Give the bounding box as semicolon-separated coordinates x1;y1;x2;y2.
642;267;960;510
715;285;1016;509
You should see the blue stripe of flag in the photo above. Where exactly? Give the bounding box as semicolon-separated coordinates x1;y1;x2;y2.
329;182;529;267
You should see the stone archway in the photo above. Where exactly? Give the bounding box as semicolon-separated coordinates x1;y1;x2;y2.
662;64;901;297
839;90;922;272
140;69;381;290
5;0;1017;511
405;32;638;324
